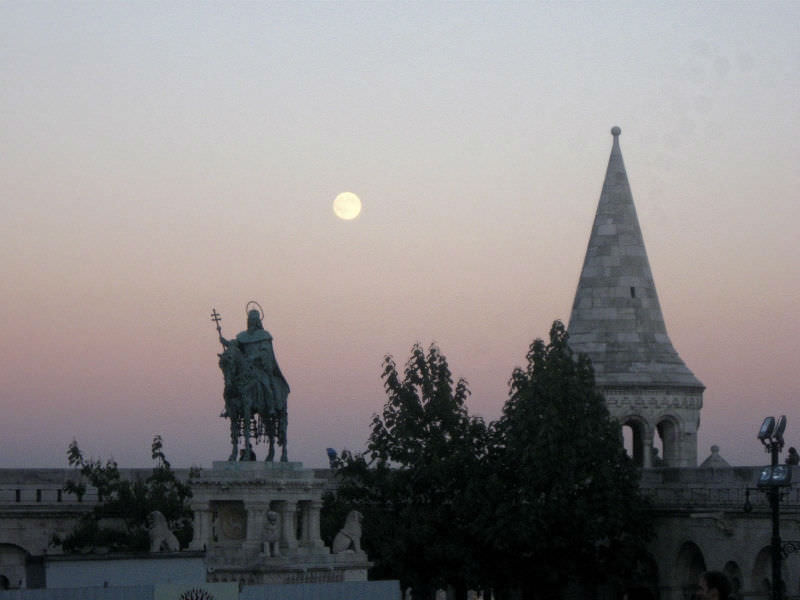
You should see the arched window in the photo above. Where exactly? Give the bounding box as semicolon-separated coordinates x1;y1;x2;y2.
752;546;789;598
724;561;743;598
675;541;706;600
0;544;27;591
657;417;680;467
623;417;648;467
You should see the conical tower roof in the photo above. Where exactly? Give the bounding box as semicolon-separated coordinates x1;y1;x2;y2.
567;127;703;389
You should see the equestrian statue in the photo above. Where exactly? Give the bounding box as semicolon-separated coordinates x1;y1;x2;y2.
212;302;290;462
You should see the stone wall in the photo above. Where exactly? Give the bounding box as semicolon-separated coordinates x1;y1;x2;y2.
0;469;94;560
641;465;800;600
2;464;798;598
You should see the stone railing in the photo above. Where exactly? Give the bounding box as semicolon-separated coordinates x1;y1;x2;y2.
0;468;195;510
640;466;800;512
0;469;97;507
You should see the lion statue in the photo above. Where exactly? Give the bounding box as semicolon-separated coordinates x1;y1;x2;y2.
262;510;280;558
147;510;180;552
331;510;363;554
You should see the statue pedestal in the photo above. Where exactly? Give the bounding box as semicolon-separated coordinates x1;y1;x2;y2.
189;461;371;585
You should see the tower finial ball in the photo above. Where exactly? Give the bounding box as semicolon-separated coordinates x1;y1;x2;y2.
611;126;621;137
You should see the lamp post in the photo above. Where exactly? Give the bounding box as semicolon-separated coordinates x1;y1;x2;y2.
756;416;790;600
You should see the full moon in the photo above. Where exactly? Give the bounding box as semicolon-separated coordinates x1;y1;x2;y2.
333;192;362;220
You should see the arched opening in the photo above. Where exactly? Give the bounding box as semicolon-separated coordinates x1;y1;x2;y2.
623;417;648;467
623;424;635;459
631;552;660;600
675;541;706;600
0;544;27;590
753;547;773;597
724;561;743;599
752;546;789;599
657;417;680;467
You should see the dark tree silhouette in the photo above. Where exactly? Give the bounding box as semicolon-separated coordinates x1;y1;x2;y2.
55;435;196;553
334;343;489;600
485;321;653;599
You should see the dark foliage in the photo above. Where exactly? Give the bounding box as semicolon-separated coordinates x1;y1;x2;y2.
330;323;653;600
54;435;196;553
335;343;489;600
485;321;653;598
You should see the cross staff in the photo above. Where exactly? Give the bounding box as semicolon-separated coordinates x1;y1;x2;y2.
210;308;224;348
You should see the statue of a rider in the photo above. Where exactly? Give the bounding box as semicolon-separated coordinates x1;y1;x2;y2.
214;302;290;462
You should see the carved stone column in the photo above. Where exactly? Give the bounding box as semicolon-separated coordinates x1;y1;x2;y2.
189;508;212;550
280;501;298;552
643;426;654;469
308;499;325;550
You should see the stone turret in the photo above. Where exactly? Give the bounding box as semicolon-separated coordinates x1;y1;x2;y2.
568;127;704;467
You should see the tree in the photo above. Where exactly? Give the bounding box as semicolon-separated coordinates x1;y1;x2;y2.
485;321;653;599
335;343;489;600
55;435;195;553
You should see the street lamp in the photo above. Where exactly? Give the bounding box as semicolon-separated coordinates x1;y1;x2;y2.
756;415;790;600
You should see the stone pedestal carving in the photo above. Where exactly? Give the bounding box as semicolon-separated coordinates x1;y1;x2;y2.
189;461;371;585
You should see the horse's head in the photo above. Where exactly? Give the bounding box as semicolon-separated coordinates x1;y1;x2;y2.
219;348;240;402
219;347;233;365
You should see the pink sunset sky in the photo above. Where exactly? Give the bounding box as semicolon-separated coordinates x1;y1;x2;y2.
2;3;798;469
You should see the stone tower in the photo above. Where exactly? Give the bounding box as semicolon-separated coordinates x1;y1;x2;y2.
567;127;704;468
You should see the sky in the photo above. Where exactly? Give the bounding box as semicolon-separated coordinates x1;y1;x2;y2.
2;2;798;470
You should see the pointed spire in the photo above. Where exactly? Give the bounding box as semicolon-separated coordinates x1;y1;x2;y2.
567;127;703;389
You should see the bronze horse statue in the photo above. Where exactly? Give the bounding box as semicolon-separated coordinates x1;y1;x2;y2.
218;341;288;462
